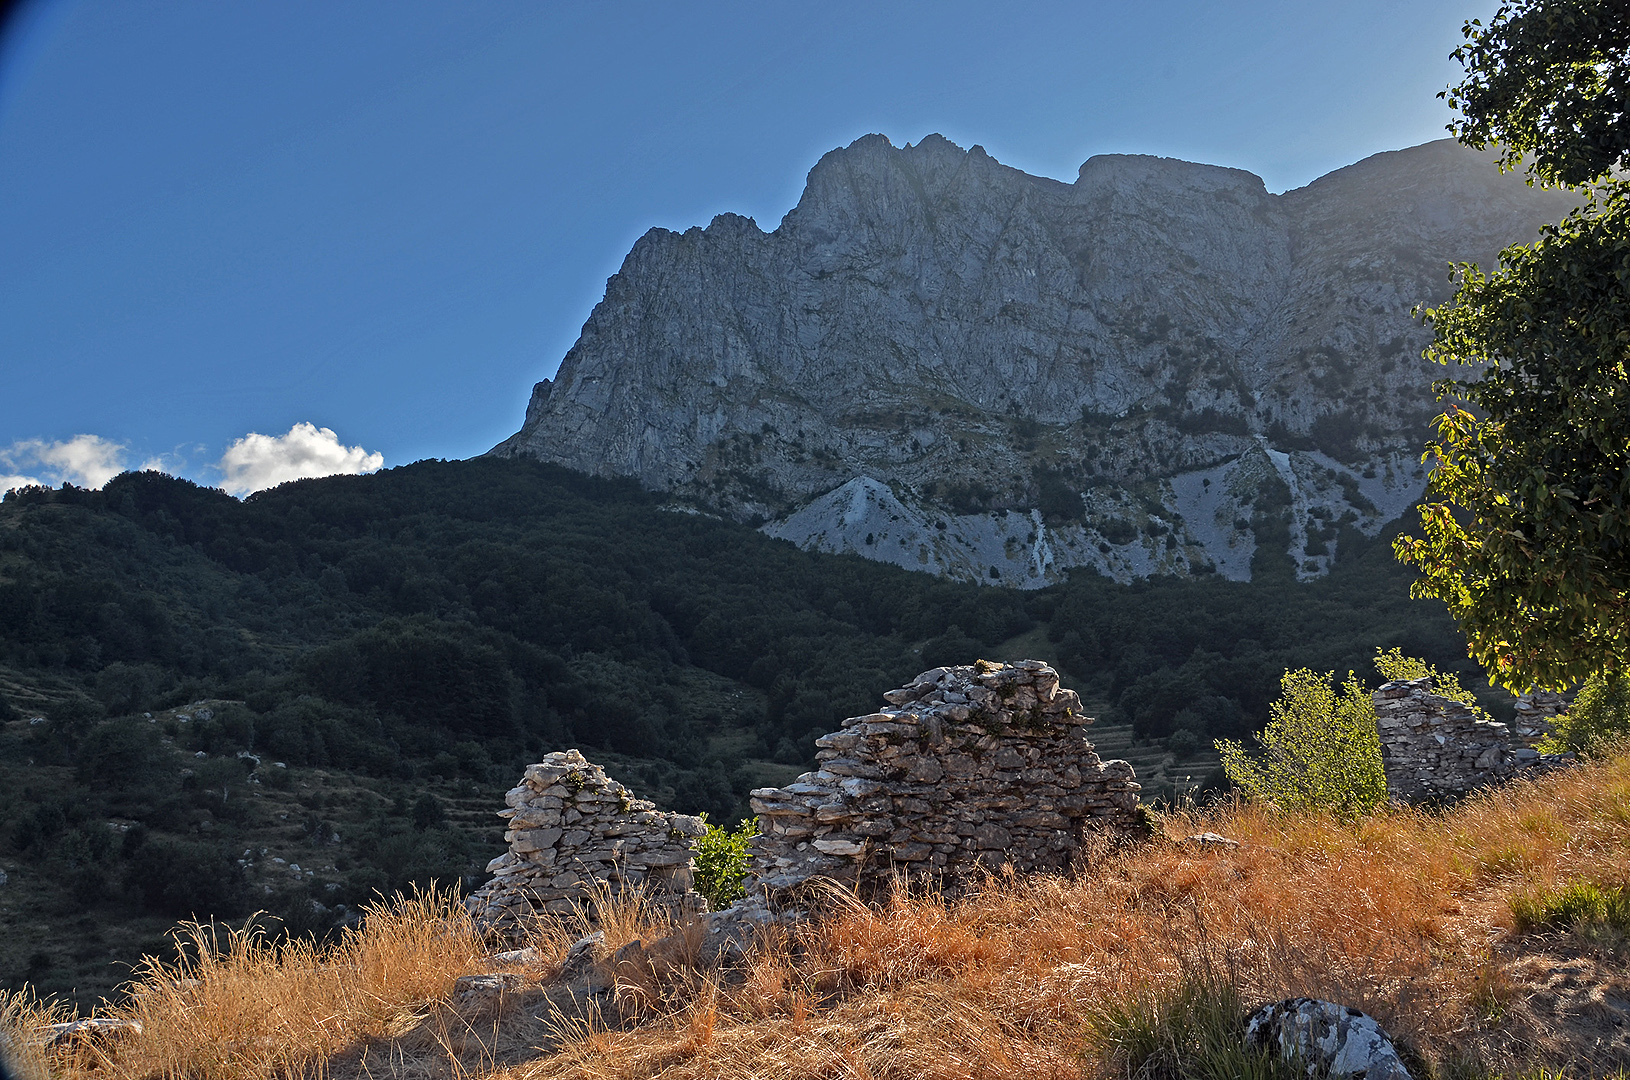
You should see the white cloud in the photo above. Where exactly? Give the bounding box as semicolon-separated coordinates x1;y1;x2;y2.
216;422;384;496
0;435;128;491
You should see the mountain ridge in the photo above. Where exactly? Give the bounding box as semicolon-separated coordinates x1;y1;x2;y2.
493;135;1576;585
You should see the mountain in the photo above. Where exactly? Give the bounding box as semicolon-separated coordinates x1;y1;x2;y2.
491;135;1576;586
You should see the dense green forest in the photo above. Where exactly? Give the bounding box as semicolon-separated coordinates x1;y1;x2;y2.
0;458;1484;1004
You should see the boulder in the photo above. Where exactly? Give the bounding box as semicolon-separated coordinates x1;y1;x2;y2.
1244;998;1411;1080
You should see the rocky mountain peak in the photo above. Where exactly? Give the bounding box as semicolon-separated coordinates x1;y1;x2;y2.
492;135;1576;587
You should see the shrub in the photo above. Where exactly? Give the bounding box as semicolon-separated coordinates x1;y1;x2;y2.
1538;669;1630;756
1373;646;1481;707
125;839;248;919
692;815;759;910
1215;667;1386;819
410;794;445;830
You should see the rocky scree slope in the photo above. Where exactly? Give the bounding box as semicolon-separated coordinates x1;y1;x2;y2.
493;135;1575;586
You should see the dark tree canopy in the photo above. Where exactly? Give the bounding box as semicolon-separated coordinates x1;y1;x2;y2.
1445;0;1630;188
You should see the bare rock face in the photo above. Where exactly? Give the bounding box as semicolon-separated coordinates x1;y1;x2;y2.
493;134;1575;584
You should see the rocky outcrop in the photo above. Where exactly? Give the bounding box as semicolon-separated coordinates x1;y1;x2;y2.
493;135;1576;585
748;660;1142;899
466;750;708;935
1374;679;1573;803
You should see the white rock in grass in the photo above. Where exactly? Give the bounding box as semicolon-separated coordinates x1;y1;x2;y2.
1244;998;1411;1080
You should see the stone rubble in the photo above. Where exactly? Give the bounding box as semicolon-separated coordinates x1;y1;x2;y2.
1374;679;1573;803
465;750;707;935
747;659;1142;900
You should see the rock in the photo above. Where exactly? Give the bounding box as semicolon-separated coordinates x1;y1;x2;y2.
483;947;540;967
465;751;705;937
492;136;1575;588
748;661;1141;899
811;837;866;856
558;931;607;983
44;1017;143;1051
1375;679;1577;802
1244;998;1411;1080
1182;832;1240;849
973;824;1012;850
452;972;527;1014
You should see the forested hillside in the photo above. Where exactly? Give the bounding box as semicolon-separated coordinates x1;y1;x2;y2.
0;458;1482;1004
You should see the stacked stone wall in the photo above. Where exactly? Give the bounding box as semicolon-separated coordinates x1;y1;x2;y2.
748;660;1142;897
1374;679;1572;803
466;750;707;934
1511;689;1568;743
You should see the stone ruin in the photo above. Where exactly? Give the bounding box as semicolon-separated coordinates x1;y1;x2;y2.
748;659;1143;897
1374;679;1573;803
467;665;1574;935
467;661;1141;934
1512;689;1570;741
466;750;707;934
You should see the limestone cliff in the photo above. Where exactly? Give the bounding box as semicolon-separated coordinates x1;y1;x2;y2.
492;135;1575;585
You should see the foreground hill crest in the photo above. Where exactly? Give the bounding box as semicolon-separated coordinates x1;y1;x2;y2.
492;134;1575;585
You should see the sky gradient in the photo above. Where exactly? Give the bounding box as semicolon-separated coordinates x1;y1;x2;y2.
0;0;1499;491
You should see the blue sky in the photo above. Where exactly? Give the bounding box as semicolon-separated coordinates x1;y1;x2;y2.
0;0;1497;492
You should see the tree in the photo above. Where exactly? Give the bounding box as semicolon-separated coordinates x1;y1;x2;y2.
1214;667;1387;820
1396;0;1630;691
1442;0;1630;188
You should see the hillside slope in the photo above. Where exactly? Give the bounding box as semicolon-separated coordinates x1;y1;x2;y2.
0;460;1478;1005
10;751;1628;1078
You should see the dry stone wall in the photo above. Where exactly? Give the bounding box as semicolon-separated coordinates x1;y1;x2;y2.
467;750;707;935
1511;690;1568;743
1374;679;1572;803
748;660;1142;897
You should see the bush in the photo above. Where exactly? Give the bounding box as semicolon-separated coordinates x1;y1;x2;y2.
1538;670;1630;756
1215;667;1385;819
1372;646;1481;707
125;839;248;918
410;794;445;830
692;815;759;910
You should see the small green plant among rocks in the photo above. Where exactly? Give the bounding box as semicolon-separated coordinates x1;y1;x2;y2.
691;815;759;911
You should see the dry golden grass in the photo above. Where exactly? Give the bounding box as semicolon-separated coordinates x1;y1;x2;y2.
6;752;1629;1080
